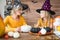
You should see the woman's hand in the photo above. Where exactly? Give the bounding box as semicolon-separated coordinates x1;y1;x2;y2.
15;27;21;32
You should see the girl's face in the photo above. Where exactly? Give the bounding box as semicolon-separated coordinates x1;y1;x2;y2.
40;10;49;18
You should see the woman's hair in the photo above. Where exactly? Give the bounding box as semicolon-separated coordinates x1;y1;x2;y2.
10;5;22;15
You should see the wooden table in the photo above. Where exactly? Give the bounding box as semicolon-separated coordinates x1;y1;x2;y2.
0;33;60;40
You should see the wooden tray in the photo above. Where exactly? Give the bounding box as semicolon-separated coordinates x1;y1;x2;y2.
29;30;53;36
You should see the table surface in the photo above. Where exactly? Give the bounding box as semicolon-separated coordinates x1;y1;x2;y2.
0;33;60;40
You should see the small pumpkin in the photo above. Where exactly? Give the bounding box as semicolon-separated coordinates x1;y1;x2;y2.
40;28;47;35
44;27;51;32
30;27;41;33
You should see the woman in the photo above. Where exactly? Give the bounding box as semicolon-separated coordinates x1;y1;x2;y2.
4;5;27;32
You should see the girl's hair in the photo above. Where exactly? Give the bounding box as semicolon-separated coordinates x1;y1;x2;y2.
45;11;52;18
10;5;22;15
40;10;53;27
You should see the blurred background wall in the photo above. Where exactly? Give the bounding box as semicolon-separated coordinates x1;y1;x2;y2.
21;0;60;26
0;0;6;18
0;0;60;26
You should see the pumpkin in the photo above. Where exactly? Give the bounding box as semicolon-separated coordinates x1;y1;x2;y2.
40;28;47;35
30;28;41;33
44;27;51;32
0;15;5;37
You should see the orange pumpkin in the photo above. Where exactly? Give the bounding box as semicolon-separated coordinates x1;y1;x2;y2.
0;15;5;37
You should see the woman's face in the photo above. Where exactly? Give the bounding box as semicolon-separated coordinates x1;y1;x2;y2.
15;9;22;16
40;10;49;18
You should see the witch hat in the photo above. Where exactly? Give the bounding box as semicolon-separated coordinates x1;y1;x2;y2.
36;0;55;15
21;4;29;11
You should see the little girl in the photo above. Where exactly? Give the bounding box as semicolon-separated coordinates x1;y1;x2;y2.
4;5;27;32
35;9;54;28
30;0;55;34
30;9;55;34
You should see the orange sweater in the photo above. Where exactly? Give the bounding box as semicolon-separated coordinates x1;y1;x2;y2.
4;16;27;32
37;18;53;28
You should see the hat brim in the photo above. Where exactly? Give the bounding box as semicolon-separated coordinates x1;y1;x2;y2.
36;9;55;15
21;4;29;11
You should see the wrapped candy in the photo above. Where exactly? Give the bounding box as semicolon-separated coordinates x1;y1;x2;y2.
21;25;32;32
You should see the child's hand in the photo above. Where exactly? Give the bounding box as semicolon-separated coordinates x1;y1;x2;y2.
34;24;38;28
